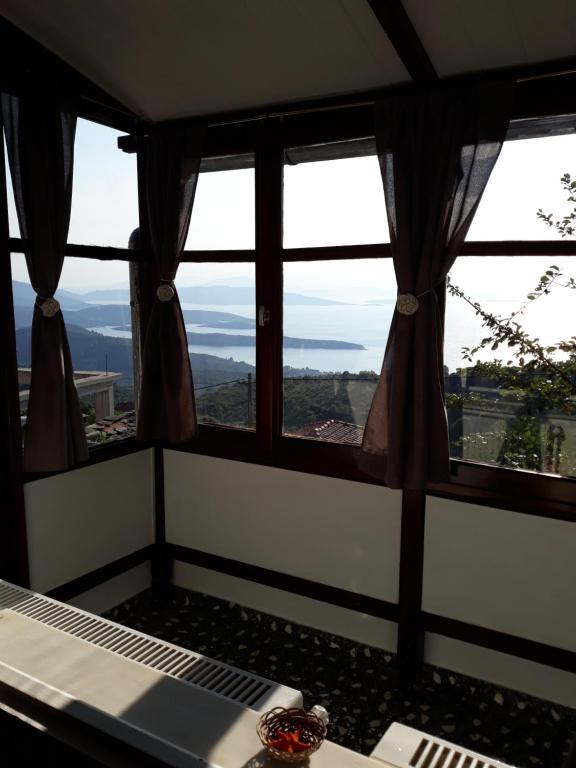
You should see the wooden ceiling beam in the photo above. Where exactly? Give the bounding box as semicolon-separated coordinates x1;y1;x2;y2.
366;0;438;84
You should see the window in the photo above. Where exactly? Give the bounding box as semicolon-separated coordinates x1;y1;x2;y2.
6;107;576;504
11;255;135;447
185;156;255;250
446;255;576;478
6;119;138;453
282;259;393;444
176;262;255;429
283;150;388;248
68;119;138;247
281;144;391;444
449;130;576;479
467;134;576;241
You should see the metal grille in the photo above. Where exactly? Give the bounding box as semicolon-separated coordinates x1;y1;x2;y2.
370;723;514;768
409;737;500;768
0;580;277;709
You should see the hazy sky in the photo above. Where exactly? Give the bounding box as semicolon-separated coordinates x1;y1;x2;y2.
8;118;576;304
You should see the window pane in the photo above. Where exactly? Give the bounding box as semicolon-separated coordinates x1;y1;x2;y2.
68;119;138;247
175;263;255;428
467;134;576;241
4;140;19;238
283;259;394;443
185;157;255;250
12;255;135;446
446;256;576;478
283;152;389;248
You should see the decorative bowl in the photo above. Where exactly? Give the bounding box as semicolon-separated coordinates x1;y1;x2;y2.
257;706;327;763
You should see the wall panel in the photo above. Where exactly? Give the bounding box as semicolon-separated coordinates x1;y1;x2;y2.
24;450;154;593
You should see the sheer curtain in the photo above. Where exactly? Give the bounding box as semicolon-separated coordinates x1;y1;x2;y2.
137;123;205;443
362;83;514;490
2;94;87;472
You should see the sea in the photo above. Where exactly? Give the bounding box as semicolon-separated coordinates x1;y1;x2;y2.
91;290;575;376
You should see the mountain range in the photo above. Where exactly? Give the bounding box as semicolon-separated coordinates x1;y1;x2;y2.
14;325;321;390
75;285;345;306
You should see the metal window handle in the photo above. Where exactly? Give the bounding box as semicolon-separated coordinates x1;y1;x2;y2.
258;306;271;327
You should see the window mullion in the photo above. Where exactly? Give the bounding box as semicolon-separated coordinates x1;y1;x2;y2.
255;123;283;460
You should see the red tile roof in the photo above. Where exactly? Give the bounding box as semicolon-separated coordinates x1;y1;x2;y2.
293;419;364;446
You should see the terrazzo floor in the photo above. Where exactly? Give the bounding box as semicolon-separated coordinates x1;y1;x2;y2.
105;587;576;768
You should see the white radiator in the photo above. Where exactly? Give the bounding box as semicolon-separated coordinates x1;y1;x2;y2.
0;579;301;712
370;723;517;768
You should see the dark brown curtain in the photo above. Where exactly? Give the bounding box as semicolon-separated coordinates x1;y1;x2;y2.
2;94;87;473
362;83;514;490
137;123;205;443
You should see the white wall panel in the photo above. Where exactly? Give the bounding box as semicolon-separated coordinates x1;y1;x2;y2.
68;563;152;615
425;633;576;709
174;561;397;653
25;450;155;593
423;497;576;652
165;451;402;604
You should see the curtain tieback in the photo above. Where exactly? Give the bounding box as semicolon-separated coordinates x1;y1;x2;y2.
36;295;61;318
156;280;175;302
396;284;443;316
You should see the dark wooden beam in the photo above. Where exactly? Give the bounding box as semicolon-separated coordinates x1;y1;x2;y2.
0;123;29;588
366;0;437;83
46;545;154;601
167;543;399;622
117;69;576;157
9;237;148;263
255;121;283;459
423;613;576;674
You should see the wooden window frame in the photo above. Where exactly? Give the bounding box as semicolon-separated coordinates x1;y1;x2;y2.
2;94;574;523
165;118;576;525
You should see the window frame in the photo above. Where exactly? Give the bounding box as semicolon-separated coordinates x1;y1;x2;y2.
5;105;575;521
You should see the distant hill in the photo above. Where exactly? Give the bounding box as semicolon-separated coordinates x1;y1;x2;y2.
12;280;89;310
16;324;134;380
14;326;323;390
187;332;364;350
13;301;255;332
78;285;345;306
66;305;254;330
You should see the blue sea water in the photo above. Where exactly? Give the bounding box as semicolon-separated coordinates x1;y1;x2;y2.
93;291;574;376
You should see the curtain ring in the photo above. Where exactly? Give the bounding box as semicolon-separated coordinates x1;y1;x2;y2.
396;293;419;316
157;282;175;302
37;296;61;318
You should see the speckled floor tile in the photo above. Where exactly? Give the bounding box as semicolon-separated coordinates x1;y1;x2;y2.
104;587;576;768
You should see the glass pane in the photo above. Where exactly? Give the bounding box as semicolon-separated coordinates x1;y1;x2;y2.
4;140;19;238
467;134;576;241
12;255;135;446
175;263;255;428
446;256;576;477
68;119;138;247
283;259;395;443
185;157;255;250
283;152;389;248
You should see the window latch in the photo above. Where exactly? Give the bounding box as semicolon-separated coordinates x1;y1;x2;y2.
258;306;271;327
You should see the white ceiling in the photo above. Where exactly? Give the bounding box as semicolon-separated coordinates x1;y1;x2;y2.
0;0;409;121
403;0;576;77
1;0;575;123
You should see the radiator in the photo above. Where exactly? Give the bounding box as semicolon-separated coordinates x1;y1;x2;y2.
0;579;301;712
370;723;517;768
